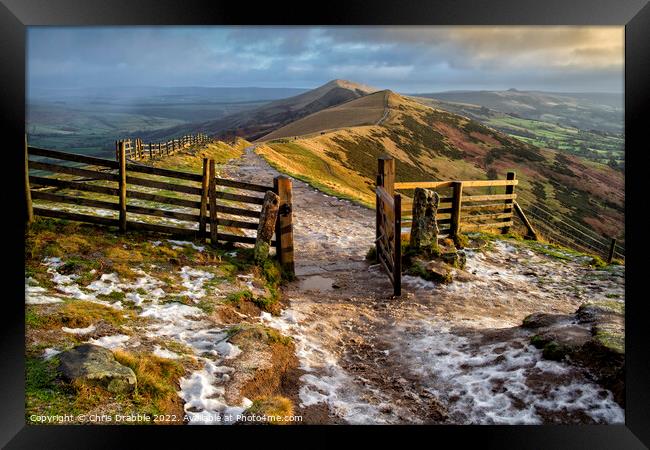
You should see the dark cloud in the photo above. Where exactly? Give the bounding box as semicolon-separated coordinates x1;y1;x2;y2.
27;26;623;93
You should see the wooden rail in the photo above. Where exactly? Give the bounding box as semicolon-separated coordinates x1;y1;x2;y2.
116;133;209;162
394;170;527;238
25;142;295;276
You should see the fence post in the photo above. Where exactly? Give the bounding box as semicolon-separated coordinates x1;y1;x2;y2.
199;158;209;239
25;134;33;225
502;171;516;234
393;193;402;297
377;156;395;195
450;181;463;242
118;141;127;232
209;159;218;247
607;238;617;264
274;175;295;277
115;140;119;161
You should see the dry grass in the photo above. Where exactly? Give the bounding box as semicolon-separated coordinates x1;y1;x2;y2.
113;350;186;420
244;395;294;424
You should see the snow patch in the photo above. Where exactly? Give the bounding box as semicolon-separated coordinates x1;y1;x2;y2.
88;334;130;349
62;324;96;335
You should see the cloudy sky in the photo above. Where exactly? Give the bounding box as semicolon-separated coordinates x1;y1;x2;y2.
27;26;624;93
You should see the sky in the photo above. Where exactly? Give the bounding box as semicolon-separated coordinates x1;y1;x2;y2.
27;26;624;94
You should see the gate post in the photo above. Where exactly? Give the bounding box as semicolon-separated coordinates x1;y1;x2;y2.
450;181;463;241
393;193;402;297
502;171;516;234
376;156;394;267
209;159;218;247
118;141;127;232
25;134;33;225
377;156;395;195
199;158;209;239
274;175;295;277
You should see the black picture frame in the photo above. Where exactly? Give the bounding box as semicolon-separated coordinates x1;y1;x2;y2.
1;0;648;447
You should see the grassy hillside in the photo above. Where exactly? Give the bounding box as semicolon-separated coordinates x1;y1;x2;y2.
410;96;624;168
257;91;624;239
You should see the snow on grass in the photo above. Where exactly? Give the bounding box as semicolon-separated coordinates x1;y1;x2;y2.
153;345;180;360
392;319;624;424
88;334;130;349
167;240;205;252
62;324;96;335
25;278;64;305
42;348;61;360
179;266;215;300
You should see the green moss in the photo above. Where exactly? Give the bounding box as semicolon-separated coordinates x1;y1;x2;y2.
530;334;550;349
542;341;569;361
453;233;470;249
593;329;625;354
588;255;608;268
264;327;293;346
581;300;625;315
225;290;254;305
26;356;77;421
97;291;126;302
405;260;452;284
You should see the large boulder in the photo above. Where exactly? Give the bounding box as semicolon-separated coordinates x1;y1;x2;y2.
57;344;137;394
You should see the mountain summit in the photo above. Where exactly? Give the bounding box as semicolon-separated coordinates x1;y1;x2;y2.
157;79;379;141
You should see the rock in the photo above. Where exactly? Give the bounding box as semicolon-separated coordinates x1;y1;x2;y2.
423;260;453;284
522;312;570;329
57;344;137;394
440;250;466;269
525;300;625;407
254;191;280;263
409;188;440;250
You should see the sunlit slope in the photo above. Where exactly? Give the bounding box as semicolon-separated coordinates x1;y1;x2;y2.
260;90;389;141
257;91;623;238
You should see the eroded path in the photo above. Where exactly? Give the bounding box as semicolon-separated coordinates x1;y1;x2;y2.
222;146;625;425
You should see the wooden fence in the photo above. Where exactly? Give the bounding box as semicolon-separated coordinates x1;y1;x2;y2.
117;133;209;161
376;156;535;295
25;140;295;275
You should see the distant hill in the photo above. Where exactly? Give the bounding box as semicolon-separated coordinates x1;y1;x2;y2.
28;86;309;104
147;79;379;141
411;89;623;134
257;90;623;239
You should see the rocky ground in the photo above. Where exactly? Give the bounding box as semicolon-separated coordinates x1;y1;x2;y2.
25;142;625;425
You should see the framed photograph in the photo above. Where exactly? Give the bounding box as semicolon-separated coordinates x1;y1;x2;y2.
2;0;648;447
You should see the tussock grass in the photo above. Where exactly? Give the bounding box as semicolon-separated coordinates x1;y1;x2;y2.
113;350;186;418
244;395;294;424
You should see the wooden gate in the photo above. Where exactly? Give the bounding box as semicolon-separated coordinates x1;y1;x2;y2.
375;157;402;297
375;155;539;296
